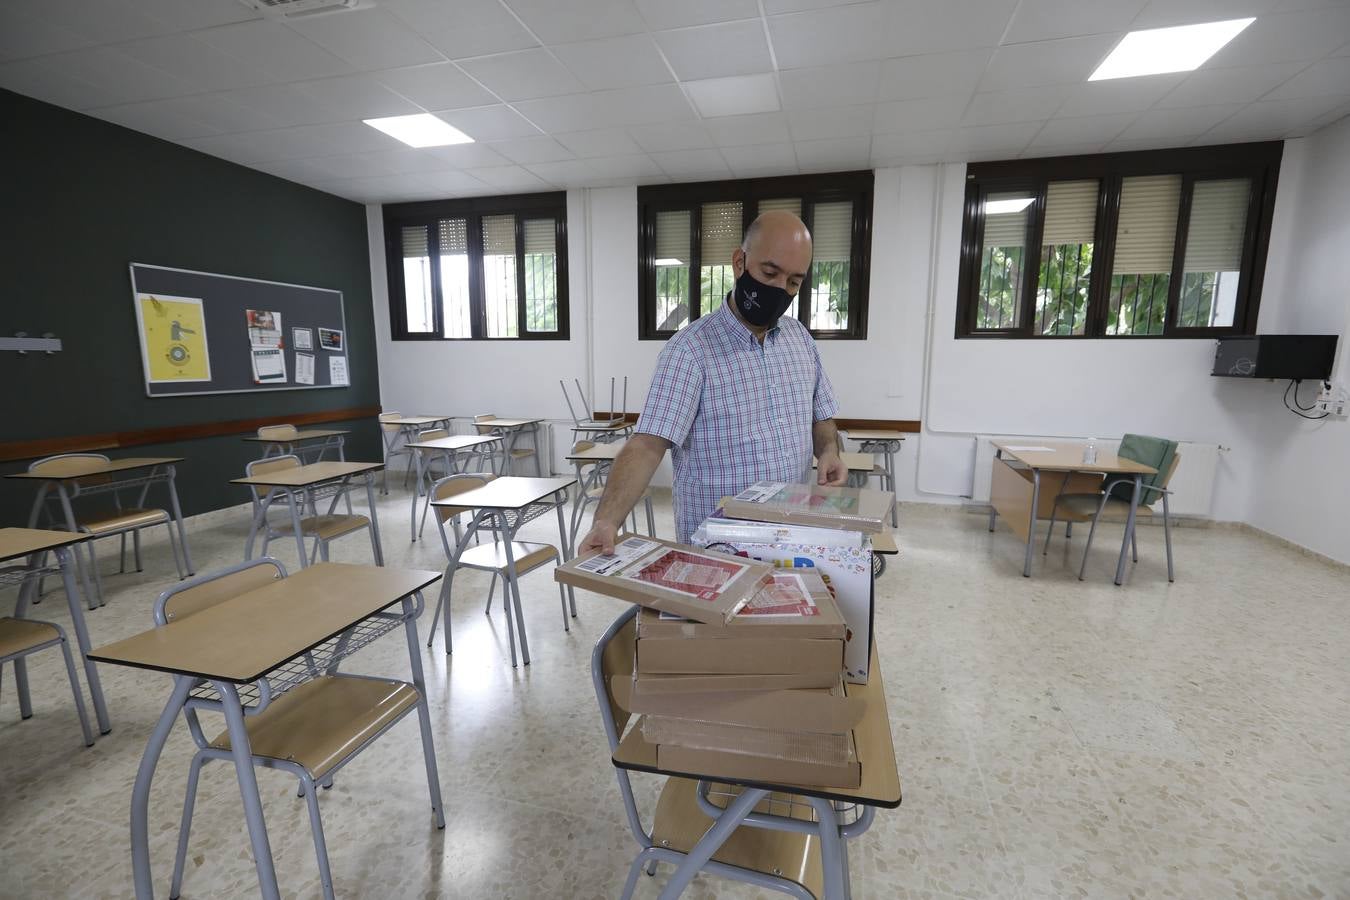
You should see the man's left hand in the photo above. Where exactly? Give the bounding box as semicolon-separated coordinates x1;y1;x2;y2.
816;451;849;486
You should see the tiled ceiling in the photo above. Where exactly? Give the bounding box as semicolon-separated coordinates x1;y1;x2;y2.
2;0;1348;203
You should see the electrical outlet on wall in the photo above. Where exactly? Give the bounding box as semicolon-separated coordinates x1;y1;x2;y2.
1316;382;1349;418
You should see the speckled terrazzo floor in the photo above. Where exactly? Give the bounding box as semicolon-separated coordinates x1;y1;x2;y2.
1;486;1347;899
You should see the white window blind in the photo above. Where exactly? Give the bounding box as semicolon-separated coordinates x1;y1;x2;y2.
402;225;429;257
758;197;802;217
811;201;852;261
1042;180;1098;246
481;214;515;255
1184;178;1249;272
655;210;690;263
438;218;466;253
1112;175;1181;274
700;201;743;265
523;218;554;255
983;192;1032;246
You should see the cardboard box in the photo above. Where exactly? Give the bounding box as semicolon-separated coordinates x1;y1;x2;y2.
723;481;894;534
630;671;840;695
642;715;853;766
635;635;843;675
655;731;861;789
613;677;864;732
554;534;773;624
635;570;847;641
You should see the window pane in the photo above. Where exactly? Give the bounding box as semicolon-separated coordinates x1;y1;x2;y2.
522;218;558;333
400;225;434;333
1034;180;1097;336
437;219;470;339
1178;178;1250;328
1106;174;1180;336
700;201;741;317
976;191;1033;329
481;214;518;338
655;209;691;331
808;200;852;331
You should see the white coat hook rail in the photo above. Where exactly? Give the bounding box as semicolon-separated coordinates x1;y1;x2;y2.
1;332;62;354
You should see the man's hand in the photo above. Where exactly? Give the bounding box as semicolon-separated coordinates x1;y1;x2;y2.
579;518;619;555
816;451;849;486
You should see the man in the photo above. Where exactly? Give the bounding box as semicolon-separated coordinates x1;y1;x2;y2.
580;209;847;554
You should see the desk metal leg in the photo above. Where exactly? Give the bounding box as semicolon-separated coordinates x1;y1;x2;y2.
215;680;281;900
286;488;309;567
531;423;542;476
554;494;577;617
499;511;529;667
54;483;103;609
1023;468;1040;578
806;797;848;899
365;473;385;566
656;787;769;900
1114;474;1142;586
55;546;111;734
988;449;1000;532
402;592;446;829
410;448;423;543
166;465;194;576
131;676;194;899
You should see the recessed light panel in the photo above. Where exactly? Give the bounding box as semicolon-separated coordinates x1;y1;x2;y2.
364;114;474;148
1090;19;1254;81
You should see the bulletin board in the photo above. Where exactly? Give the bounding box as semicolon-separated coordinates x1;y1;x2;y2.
130;263;351;397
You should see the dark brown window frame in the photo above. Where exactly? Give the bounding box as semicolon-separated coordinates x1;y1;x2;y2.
384;191;570;341
638;171;874;341
955;142;1282;339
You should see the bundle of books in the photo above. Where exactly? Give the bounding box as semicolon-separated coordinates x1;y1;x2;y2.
555;535;865;787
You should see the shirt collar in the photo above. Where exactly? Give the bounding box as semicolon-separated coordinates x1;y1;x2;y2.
717;293;779;347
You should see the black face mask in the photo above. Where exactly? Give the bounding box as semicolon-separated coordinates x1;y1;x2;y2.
732;268;794;328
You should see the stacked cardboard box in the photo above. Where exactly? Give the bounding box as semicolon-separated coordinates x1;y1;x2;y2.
724;481;895;534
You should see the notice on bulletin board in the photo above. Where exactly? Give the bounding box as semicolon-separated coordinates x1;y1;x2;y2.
328;355;349;386
135;293;212;383
295;352;315;385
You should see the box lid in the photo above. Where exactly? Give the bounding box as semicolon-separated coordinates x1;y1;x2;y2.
722;481;894;534
636;569;847;640
613;675;865;734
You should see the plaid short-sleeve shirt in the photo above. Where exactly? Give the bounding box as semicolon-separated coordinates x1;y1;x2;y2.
636;301;839;541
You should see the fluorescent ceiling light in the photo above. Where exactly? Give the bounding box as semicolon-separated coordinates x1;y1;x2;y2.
985;198;1034;215
1089;18;1254;81
654;258;684;266
363;114;473;148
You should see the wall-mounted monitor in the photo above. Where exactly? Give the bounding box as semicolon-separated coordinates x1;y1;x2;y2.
1212;335;1337;381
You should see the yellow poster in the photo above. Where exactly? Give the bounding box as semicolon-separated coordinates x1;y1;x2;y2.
136;293;212;383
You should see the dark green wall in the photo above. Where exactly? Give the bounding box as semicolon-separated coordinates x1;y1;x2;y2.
0;89;383;523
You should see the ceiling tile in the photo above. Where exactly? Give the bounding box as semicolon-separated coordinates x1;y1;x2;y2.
627;121;716;152
767;3;888;69
356;147;489;175
135;0;261;31
874;95;970;133
1263;56;1350;99
422;169;493;195
513;84;695;131
299;152;402;180
218;84;348;127
705;111;792;147
1106;136;1195;153
978;34;1119;91
397;0;540;59
793;136;872;171
881;0;1021;56
870;130;954;163
1057;73;1185;116
4;0;176;44
464;165;552;190
287;121;407;158
635;0;760;30
507;0;648;43
254;158;349;184
487;136;577;164
1157;62;1307;107
92;98;220;141
1027;111;1138;146
554;128;643;157
1003;0;1147;43
170;93;292;133
1207;8;1350;67
787;105;876;141
118;33;272;92
437;104;543;140
194;20;353;83
552;34;673;90
1115;103;1245;140
686;73;781;117
584;154;665;178
778;61;881;110
1198;94;1350;140
294;74;423;120
720;142;799;177
651;148;733;178
1129;0;1280;29
655;20;773;81
420;142;513;169
765;0;866;11
457;49;586;101
524;159;600;184
961;86;1070;126
1021;141;1109;158
47;47;191;106
878;50;991;102
375;62;497;111
0;57;125;110
287;8;444;72
0;8;91;62
945;121;1042;159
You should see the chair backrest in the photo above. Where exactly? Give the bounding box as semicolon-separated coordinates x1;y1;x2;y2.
418;428;449;443
592;607;638;751
257;424;299;441
379;412;402;433
430;472;496;522
247;454;300;477
28;452;112;479
155;558;287;625
1110;434;1178;502
572;440;595;454
473;414;499;435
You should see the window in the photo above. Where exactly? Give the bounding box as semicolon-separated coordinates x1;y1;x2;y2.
384;192;568;341
956;143;1280;339
639;172;873;340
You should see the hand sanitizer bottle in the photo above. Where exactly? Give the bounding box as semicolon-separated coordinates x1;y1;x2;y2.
1083;437;1098;464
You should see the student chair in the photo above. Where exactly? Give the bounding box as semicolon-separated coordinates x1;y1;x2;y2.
474;414;540;475
378;411;415;493
244;455;376;566
153;559;444;900
257;424;354;512
412;428;465;540
568;440;656;547
28;453;186;608
592;607;874;899
1044;437;1180;583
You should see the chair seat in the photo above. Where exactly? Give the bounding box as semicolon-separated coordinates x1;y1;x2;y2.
509;449;535;459
210;675;419;780
0;617;62;659
456;540;558;574
651;777;822;898
273;514;370;540
1058;493;1156;522
80;508;170;534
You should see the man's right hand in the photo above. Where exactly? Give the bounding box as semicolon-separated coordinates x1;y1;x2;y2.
579;519;619;555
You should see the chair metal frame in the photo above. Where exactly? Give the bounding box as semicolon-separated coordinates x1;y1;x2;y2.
474;414;544;476
567;440;656;546
378;411;417;493
256;424;353;513
243;455;378;568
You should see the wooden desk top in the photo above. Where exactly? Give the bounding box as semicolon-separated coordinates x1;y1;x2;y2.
5;457;184;481
482;417;543;429
845;430;907;443
614;645;901;809
88;563;440;683
566;441;625;462
431;475;576;510
406;434;500;452
575;419;629;430
813;452;875;472
0;527;92;562
242;429;349;443
230;460;383;488
993;443;1156;475
385;415;451;427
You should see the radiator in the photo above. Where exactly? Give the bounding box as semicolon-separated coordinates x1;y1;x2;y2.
971;436;1219;518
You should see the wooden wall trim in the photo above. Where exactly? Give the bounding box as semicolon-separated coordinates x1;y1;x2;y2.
0;406;381;463
836;418;921;433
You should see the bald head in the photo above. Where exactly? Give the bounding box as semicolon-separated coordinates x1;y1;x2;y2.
733;210;813;300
